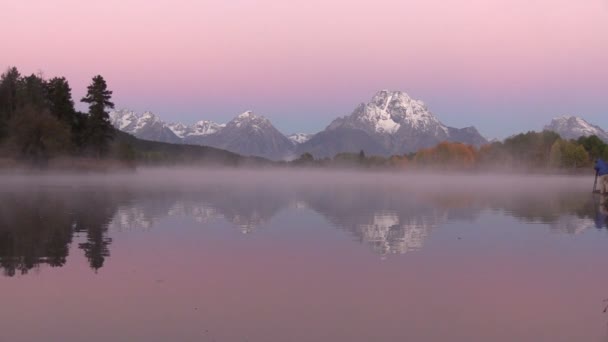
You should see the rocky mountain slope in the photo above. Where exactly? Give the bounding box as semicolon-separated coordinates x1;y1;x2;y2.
109;110;182;144
543;115;608;142
186;111;295;160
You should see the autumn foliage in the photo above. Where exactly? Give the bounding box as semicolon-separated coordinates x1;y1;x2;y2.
414;142;477;169
289;131;605;171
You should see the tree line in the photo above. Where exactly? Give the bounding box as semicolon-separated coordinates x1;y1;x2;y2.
0;66;115;165
290;131;608;171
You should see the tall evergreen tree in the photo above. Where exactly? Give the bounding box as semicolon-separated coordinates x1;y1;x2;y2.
46;77;85;150
20;73;48;110
0;67;22;139
81;75;115;157
46;77;75;123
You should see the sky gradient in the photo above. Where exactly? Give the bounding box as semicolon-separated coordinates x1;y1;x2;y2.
1;0;607;138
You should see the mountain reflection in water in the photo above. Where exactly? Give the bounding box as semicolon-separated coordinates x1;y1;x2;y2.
1;171;606;277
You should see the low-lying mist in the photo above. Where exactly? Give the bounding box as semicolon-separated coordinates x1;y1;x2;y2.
1;166;605;276
0;167;595;195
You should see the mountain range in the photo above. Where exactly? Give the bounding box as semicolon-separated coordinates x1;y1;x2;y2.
109;90;607;160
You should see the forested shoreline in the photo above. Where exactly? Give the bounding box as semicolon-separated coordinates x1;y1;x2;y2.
0;67;268;170
1;66;606;172
0;67;118;167
290;131;608;172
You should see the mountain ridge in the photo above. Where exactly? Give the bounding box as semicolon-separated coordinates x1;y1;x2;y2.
543;115;608;142
109;90;491;159
298;90;487;156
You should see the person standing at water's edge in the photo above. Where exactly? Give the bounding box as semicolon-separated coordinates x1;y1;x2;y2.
595;158;608;194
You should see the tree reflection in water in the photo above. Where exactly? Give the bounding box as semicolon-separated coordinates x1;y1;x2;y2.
0;189;120;276
0;183;606;276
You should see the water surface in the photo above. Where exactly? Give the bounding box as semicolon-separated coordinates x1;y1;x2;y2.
1;170;608;342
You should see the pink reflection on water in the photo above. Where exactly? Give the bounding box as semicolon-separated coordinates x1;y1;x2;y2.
1;211;608;342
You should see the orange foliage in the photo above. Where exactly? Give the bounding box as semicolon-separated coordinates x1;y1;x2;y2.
413;142;477;169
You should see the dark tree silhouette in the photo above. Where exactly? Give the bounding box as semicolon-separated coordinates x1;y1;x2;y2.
20;73;48;109
46;77;75;123
0;67;21;139
0;192;74;276
81;75;115;157
0;189;123;276
72;192;118;272
77;225;112;271
8;106;70;165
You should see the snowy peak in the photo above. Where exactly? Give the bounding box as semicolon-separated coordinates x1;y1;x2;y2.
110;109;225;140
544;115;608;142
329;90;445;135
237;110;254;119
109;109;163;133
307;90;487;156
192;120;225;136
167;120;224;138
288;133;313;144
109;109;182;143
228;111;272;130
202;111;294;159
166;122;189;138
373;90;443;132
109;109;137;131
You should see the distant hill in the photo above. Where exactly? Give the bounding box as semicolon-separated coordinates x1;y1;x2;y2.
113;130;270;167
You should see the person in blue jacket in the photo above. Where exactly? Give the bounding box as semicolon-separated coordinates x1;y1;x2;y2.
595;158;608;194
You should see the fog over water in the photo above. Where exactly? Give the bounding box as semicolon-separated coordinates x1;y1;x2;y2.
1;168;608;342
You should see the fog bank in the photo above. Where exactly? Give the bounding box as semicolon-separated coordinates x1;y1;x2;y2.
0;167;594;195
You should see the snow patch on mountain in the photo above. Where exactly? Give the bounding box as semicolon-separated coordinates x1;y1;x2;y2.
198;111;295;160
110;109;225;140
288;133;313;144
328;90;448;136
231;110;271;130
167;120;225;138
109;109;161;133
544;115;608;142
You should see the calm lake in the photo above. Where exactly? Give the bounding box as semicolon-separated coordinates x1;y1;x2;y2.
1;169;608;342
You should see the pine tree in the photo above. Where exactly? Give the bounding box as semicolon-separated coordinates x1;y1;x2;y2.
47;77;75;123
81;75;115;157
20;73;48;110
47;77;85;150
0;67;22;140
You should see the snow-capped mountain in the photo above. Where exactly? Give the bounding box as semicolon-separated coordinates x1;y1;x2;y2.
543;115;608;142
288;133;313;145
110;109;226;143
194;111;295;160
110;90;488;160
297;90;487;157
110;109;295;159
167;120;225;139
109;109;182;143
327;90;444;136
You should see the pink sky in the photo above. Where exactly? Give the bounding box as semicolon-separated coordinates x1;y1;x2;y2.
1;0;607;137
